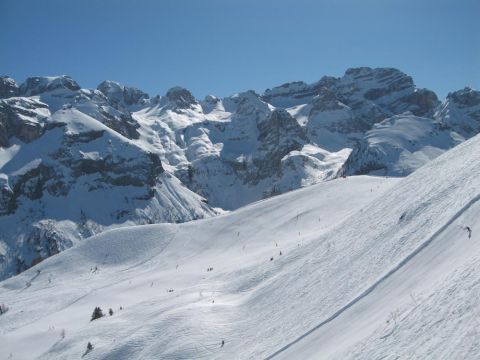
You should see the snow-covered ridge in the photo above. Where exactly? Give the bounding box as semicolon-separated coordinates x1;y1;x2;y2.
1;132;480;359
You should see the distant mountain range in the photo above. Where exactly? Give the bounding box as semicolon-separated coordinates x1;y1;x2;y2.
1;67;479;279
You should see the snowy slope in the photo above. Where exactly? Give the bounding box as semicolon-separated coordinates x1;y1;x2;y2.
272;136;480;359
0;175;399;359
339;114;458;176
340;87;480;177
2;132;480;359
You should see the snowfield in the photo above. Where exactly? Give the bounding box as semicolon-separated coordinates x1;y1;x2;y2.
1;133;480;359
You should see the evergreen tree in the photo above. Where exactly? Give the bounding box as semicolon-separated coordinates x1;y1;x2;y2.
91;306;103;321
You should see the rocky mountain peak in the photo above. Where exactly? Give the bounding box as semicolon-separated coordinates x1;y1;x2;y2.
0;97;50;147
203;94;220;104
341;67;414;100
314;75;339;90
263;81;309;97
436;87;480;136
97;80;123;100
228;90;270;116
0;76;20;99
19;75;81;96
310;87;346;112
201;95;222;113
165;86;197;108
447;87;480;108
262;81;318;107
97;80;150;108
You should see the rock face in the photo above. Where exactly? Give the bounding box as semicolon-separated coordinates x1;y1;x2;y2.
254;109;306;180
166;86;198;109
262;81;318;107
0;76;20;98
307;88;356;136
19;76;81;96
326;67;439;131
0;97;50;147
97;80;150;109
435;87;480;137
0;174;13;215
0;68;478;280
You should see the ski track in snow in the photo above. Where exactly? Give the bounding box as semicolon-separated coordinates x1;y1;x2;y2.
266;192;480;359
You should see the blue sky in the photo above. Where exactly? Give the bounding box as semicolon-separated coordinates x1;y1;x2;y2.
1;0;478;99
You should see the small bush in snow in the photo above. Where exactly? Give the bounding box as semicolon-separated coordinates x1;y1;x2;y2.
0;303;8;315
109;308;113;316
91;307;103;321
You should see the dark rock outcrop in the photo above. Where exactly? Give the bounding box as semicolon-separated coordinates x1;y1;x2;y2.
0;76;20;99
19;76;81;96
0;174;14;215
436;87;480;137
254;109;306;180
166;87;198;109
0;97;49;147
97;80;150;109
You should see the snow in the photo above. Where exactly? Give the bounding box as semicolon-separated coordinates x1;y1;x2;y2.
0;173;9;188
2;133;480;359
0;103;216;280
1;70;480;358
0;174;398;359
270;133;480;359
363;114;455;175
79;151;102;161
0;143;21;168
4;69;471;217
10;158;43;176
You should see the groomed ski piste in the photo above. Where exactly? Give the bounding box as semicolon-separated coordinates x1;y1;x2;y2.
1;134;480;359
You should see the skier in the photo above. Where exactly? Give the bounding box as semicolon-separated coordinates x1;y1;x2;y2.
221;340;225;348
466;226;472;239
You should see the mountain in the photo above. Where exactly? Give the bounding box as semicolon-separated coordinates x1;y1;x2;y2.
1;132;479;359
0;76;215;280
0;68;479;280
340;86;480;176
